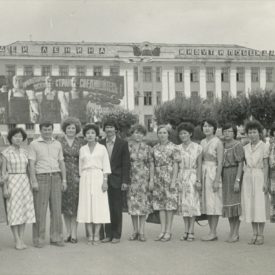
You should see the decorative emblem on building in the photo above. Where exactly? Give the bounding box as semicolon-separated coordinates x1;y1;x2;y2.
133;41;160;56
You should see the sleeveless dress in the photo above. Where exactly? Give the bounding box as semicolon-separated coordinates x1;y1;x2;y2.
240;141;270;223
1;147;35;226
201;137;223;215
152;142;180;211
127;141;153;216
222;141;244;217
177;142;202;217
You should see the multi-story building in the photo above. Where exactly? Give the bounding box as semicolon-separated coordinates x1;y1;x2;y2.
0;40;275;135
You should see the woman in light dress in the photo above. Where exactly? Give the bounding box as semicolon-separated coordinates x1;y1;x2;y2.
201;119;223;241
240;120;269;245
77;124;111;245
177;122;202;242
1;128;35;250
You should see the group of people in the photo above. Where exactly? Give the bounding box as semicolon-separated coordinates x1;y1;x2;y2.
0;116;274;250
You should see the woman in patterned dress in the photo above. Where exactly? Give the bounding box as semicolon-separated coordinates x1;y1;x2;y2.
127;124;154;242
177;122;202;242
241;120;269;245
152;125;179;242
222;123;244;243
201;119;224;241
59;117;84;243
0;156;7;224
1;128;35;250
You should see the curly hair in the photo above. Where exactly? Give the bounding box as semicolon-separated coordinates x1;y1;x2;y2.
201;119;217;134
245;120;263;134
7;127;27;144
61;117;82;134
83;123;99;137
177;122;195;135
130;124;147;136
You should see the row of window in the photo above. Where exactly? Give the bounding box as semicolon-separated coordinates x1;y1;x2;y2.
175;67;274;83
134;91;162;106
5;65;120;77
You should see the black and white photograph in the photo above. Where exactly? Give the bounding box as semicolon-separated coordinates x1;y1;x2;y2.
0;0;275;274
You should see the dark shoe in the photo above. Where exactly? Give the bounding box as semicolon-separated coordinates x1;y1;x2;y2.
70;238;78;244
161;233;172;242
128;233;139;241
50;241;65;247
138;234;146;242
101;237;111;243
154;232;165;241
180;232;188;241
65;236;71;243
248;235;257;245
111;238;120;244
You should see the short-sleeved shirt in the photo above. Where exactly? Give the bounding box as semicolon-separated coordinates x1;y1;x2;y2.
28;136;64;174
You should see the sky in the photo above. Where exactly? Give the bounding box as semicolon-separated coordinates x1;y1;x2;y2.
0;0;275;50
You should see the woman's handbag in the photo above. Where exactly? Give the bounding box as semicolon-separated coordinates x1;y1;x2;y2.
146;210;160;224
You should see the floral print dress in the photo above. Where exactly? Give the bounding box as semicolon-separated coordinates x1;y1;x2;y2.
59;136;85;217
152;142;179;211
127;141;153;215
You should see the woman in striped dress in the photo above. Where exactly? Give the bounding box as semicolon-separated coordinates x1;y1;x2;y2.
1;128;35;250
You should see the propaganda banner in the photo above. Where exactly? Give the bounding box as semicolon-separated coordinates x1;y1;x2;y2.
0;75;124;124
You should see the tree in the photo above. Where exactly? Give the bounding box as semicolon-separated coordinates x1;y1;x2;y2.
101;108;138;138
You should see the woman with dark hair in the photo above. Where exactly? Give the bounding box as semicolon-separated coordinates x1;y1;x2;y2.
222;123;244;242
59;117;84;243
152;125;179;242
200;119;223;241
127;124;154;242
1;128;35;250
241;120;269;245
77;124;111;245
177;122;202;241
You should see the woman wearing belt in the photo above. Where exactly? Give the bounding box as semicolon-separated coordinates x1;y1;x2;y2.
201;119;223;241
77;124;111;245
1;128;35;250
152;125;179;242
240;120;270;245
222;123;244;243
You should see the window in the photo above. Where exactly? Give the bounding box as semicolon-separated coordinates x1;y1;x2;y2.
191;91;199;100
144;91;152;106
237;90;244;97
190;68;198;82
26;124;35;130
8;124;16;130
176;91;184;98
110;66;120;76
41;65;52;76
251;67;259;82
76;66;86;76
207;91;214;102
206;67;214;82
221;67;229;82
24;65;33;76
175;67;183;82
59;65;69;76
93;66;102;76
266;67;273;82
222;90;229;100
156;67;161;82
134;91;139;106
143;67;152;82
156;91;162;105
134;67;138;82
5;65;16;77
236;67;244;82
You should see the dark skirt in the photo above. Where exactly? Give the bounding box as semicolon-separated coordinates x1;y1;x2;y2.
222;166;241;218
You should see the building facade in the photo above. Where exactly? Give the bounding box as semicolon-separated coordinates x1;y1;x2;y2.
0;40;275;134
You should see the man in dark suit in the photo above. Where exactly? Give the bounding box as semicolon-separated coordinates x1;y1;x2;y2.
100;119;130;244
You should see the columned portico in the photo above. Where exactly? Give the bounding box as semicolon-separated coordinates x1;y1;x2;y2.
199;67;206;99
162;67;175;101
230;67;237;97
215;67;222;99
184;67;191;97
260;67;266;90
245;67;251;96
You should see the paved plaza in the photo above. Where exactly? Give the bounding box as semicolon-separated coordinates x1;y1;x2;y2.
0;214;275;275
